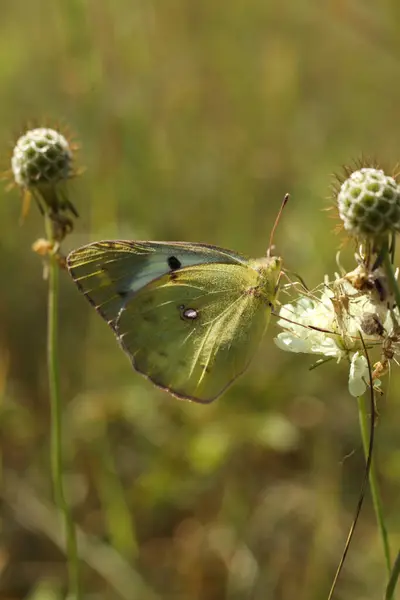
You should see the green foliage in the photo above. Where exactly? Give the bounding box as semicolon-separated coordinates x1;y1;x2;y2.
2;1;400;598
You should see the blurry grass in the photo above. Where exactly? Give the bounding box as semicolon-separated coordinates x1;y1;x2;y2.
1;0;400;598
0;346;9;535
386;550;400;600
92;423;138;558
1;471;161;600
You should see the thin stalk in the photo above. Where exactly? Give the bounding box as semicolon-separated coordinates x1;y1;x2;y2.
382;244;400;312
45;213;82;598
386;550;400;600
357;394;391;574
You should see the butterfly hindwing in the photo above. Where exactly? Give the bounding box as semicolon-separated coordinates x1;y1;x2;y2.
67;240;247;325
115;263;272;402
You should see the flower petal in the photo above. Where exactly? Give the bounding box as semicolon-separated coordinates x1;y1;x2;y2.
348;352;368;397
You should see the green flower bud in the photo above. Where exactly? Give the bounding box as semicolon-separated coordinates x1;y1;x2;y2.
337;168;400;238
12;128;73;189
10;126;79;233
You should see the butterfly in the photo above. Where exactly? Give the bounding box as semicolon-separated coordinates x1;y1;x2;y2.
67;240;282;403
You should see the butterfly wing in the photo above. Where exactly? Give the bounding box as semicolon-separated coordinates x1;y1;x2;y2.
67;240;247;325
115;263;274;402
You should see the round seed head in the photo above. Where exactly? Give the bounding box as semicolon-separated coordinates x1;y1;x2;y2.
337;168;400;238
11;128;73;189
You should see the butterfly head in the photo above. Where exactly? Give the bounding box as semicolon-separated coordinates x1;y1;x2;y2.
249;255;282;304
251;255;282;275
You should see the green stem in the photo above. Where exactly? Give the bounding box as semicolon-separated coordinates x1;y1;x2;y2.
386;550;400;600
357;394;391;574
382;244;400;312
45;214;82;598
380;245;400;599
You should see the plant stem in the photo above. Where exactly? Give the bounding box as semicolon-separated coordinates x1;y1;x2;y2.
382;246;400;313
45;214;82;598
386;550;400;600
357;394;391;574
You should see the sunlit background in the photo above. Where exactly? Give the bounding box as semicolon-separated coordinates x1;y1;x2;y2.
1;1;400;599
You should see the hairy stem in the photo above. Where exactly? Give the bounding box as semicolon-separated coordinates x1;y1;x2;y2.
45;214;82;598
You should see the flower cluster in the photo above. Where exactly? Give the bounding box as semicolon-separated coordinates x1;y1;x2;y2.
275;163;400;398
275;272;398;397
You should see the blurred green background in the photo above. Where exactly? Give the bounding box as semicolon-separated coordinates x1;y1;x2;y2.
2;1;400;599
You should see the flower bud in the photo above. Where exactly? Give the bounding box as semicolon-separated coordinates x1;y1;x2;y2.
337;168;400;238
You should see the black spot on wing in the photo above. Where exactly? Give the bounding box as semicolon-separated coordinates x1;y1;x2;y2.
168;255;182;270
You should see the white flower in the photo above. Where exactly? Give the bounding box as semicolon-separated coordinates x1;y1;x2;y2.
348;352;369;397
274;275;393;397
275;297;344;360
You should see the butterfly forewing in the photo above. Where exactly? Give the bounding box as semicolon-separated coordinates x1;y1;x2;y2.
116;263;273;402
67;241;247;325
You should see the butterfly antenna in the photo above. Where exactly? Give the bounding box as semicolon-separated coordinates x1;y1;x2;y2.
272;311;341;336
327;332;376;600
268;193;290;256
281;269;310;292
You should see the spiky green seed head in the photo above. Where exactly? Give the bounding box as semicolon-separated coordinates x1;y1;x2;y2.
337;168;400;238
11;128;73;190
